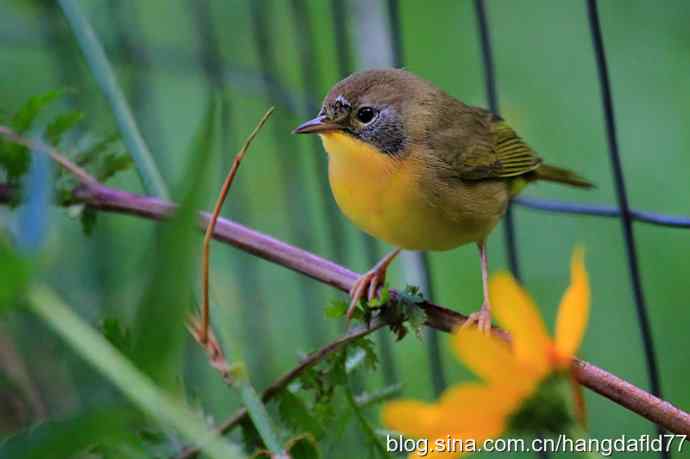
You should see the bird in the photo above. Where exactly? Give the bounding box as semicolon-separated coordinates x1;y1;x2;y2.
293;68;592;332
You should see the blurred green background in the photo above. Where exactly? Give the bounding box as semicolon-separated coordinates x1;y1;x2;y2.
1;0;689;458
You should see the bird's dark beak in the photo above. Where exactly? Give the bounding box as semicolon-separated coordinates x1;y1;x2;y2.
292;116;340;134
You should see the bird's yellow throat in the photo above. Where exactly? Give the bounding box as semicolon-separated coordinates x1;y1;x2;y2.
319;131;466;250
319;131;414;243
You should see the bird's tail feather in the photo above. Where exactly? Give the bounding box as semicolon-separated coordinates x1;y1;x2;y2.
532;164;594;188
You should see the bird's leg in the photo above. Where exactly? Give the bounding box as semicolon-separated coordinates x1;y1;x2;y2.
347;248;401;320
462;240;492;333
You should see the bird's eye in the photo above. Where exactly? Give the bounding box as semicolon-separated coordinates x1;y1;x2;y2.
356;107;376;124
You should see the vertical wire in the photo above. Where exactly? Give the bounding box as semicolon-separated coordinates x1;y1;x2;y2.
473;0;521;280
248;0;327;350
288;0;349;266
586;2;666;453
332;0;399;387
188;0;272;385
387;0;447;395
474;2;545;457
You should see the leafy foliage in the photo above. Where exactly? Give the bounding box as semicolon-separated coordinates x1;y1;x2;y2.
0;90;64;181
395;285;426;339
277;390;326;440
265;336;389;458
0;91;133;231
326;284;427;341
45;110;83;146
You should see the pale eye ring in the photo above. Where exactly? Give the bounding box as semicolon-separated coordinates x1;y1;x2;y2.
356;106;376;124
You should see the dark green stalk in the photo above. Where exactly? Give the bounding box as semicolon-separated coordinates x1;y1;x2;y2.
57;0;169;198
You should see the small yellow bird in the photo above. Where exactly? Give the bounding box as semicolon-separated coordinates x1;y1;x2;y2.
294;69;591;331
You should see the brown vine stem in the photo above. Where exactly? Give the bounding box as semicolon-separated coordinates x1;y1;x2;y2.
199;107;274;343
1;128;689;443
0;126;97;186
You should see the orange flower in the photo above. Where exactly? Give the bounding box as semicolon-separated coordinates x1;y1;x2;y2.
382;248;590;458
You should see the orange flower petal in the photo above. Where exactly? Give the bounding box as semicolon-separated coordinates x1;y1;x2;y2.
452;327;527;384
438;384;521;423
383;384;510;436
399;385;509;459
382;400;442;439
489;272;551;375
555;247;590;360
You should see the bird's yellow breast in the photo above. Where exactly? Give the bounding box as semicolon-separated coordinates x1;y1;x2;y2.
320;132;503;251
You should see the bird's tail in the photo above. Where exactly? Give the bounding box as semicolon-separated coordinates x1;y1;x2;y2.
532;163;594;188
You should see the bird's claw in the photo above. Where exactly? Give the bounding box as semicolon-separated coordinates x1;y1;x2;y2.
346;269;386;321
461;304;492;334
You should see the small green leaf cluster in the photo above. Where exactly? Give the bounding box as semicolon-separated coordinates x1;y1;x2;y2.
325;284;427;341
0;90;133;232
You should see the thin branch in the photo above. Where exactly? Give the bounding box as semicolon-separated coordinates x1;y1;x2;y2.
0;134;689;439
199;107;274;343
0;126;97;186
187;316;236;386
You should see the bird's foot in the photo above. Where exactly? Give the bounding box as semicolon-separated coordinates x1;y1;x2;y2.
346;268;387;321
461;303;492;334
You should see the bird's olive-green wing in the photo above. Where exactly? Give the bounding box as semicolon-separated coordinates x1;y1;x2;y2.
458;120;542;180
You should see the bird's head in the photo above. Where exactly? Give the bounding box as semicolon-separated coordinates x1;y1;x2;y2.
293;68;437;157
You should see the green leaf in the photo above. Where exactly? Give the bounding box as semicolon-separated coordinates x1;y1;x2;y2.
101;318;132;357
10;89;64;133
343;375;392;458
285;434;320;459
1;89;65;180
54;134;132;213
354;383;403;408
324;299;347;318
95;151;133;182
277;391;326;439
400;285;424;304
349;337;378;371
45;110;83;146
367;284;390;308
74;133;119;166
394;285;427;340
406;305;426;340
0;236;31;313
